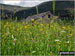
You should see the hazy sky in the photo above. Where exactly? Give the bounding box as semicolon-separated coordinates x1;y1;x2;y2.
0;0;51;7
0;0;73;7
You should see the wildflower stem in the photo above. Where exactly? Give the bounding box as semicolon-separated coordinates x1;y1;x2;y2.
36;6;39;15
53;0;55;14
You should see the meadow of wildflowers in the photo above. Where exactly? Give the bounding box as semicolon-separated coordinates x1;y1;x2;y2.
1;18;74;55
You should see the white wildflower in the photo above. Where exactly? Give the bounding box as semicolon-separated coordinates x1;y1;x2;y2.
13;38;17;45
73;42;75;43
13;43;16;45
14;38;17;40
55;39;60;42
61;30;66;33
66;41;70;44
32;51;36;53
12;35;14;39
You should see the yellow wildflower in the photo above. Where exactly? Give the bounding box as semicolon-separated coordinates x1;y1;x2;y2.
40;24;44;26
66;41;70;44
69;33;73;36
5;32;7;35
46;34;48;37
38;18;42;21
57;42;61;45
39;29;43;32
68;27;71;30
30;32;32;34
31;19;34;21
4;25;7;28
24;26;27;28
47;24;49;26
17;27;22;31
6;22;8;25
51;25;53;27
34;21;37;24
62;26;66;29
17;28;19;31
36;22;39;24
24;38;27;40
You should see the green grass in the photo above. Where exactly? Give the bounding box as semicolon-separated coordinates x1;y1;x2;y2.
1;19;74;55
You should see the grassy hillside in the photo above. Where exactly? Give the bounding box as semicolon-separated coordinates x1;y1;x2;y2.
0;4;31;20
14;1;74;20
0;4;30;12
1;18;74;55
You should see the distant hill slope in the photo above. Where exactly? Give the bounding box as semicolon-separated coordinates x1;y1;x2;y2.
0;4;30;12
14;1;74;20
0;4;31;19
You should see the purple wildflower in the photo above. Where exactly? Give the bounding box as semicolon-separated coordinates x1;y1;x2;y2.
48;45;52;47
